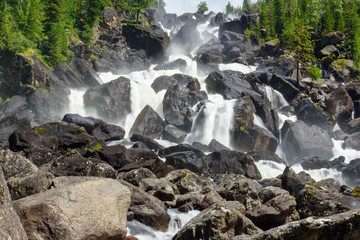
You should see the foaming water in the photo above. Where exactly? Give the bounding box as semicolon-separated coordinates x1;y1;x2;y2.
218;63;256;73
264;85;288;109
127;209;200;240
256;160;287;179
292;164;346;184
253;113;268;130
332;139;360;163
186;95;235;148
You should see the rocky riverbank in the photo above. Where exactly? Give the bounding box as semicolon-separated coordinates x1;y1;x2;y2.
1;5;360;240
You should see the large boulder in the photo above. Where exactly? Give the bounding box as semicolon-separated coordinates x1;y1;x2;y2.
154;58;187;71
129;105;163;139
151;74;200;93
164;108;196;132
281;120;334;165
83;77;131;123
173;203;261;240
219;13;259;36
162;124;187;143
296;182;360;218
172;21;201;53
0;149;38;179
0;116;32;147
98;144;130;170
342;158;360;184
122;24;170;62
329;59;360;82
343;132;360;150
279;167;314;198
325;87;353;124
120;181;170;231
162;84;207;115
0;167;28;239
14;177;131;240
130;134;164;151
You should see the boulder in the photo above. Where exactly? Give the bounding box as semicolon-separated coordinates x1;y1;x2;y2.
300;156;346;171
258;39;281;57
316;178;341;193
0;95;35;123
341;118;360;135
7;171;55;200
343;132;360;150
0;116;32;147
172;21;201;53
325;87;353;124
329;59;360;82
342;158;360;184
233;210;360;240
219;13;258;36
122;24;170;62
162;124;187;143
279;167;312;197
159;144;205;158
281;120;334;165
14;177;131;240
257;57;297;78
83;77;131;123
27;146;63;167
247;150;286;165
165;151;204;174
216;174;262;211
0;167;28;239
62;113;125;141
161;13;180;29
129;105;163;139
164;108;196;132
119;158;171;178
130;134;164;151
296;182;360;218
247;186;298;230
118;168;156;187
248;126;278;152
0;149;38;179
98;144;129;169
197;52;225;64
176;192;204;211
162;84;207;115
321;31;345;48
151;74;199;93
154;58;187;71
120;181;170;231
173;203;261;240
208;139;231;152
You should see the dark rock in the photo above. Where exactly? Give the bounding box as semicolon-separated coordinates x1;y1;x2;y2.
120;180;170;231
173;203;261;240
248;126;278;152
119;158;172;178
343;132;360;150
208;139;231;152
62;113;125;141
0;167;28;239
300;156;347;171
320;45;340;58
216;174;262;211
165;151;204;173
154;58;187;71
176;192;204;211
325;87;353;125
27;146;63;167
165;108;196;132
281;120;334;165
341;118;360;134
191;141;212;152
295;98;334;132
0;115;32;147
0;95;34;122
296;182;360;218
329;59;360;82
164;169;215;195
199;191;225;210
342;158;360;184
268;74;300;102
98;144;130;170
130;134;164;151
345;82;360;101
129;105;163;139
210;12;225;27
257;57;297;79
205;71;257;100
258;178;282;188
118;168;156;187
316;178;341;193
219;13;259;36
321;31;345;48
7;171;55;200
153;188;175;202
197;52;224;64
159;144;205;158
247;186;298;230
151;74;199;93
83;77;131;123
122;24;170;62
162;84;207;115
161;13;180;29
162;125;187;143
279;167;310;197
258;39;281;57
127;148;159;162
0;150;38;179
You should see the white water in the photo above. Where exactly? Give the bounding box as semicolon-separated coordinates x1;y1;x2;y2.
127;209;200;240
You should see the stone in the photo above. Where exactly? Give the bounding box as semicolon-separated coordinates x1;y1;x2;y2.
173;203;261;240
320;45;340;58
172;21;201;53
279;167;309;198
154;58;187;71
0;149;38;179
118;168;156;187
119;158;172;178
158;144;205;158
151;74;199;93
247;151;286;165
0;167;28;239
343;132;360;150
0;115;32;147
165;151;204;174
98;144;130;170
130;134;164;151
162;124;187;143
129;105;163;139
164;108;196;132
342;158;360;184
248;126;278;152
14;177;131;240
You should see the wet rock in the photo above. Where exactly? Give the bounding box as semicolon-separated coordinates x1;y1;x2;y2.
0;95;35;123
7;171;55;200
161;13;180;29
205;71;257;100
130;134;164;151
197;52;225;64
209;12;225;27
97;144;129;170
173;203;261;240
281;120;334;165
219;13;259;36
62;113;125;141
162;124;187;143
159;143;205;158
205;151;262;180
257;57;298;78
165;151;204;173
295;98;334;132
258;39;280;57
120;181;170;231
129;105;163;139
296;182;360;218
208;139;231;152
258;178;282;188
251;95;279;137
216;174;262;211
279;167;312;197
162;84;207;115
152;74;199;93
0;167;28;239
119;158;171;178
172;21;201;53
164;169;215;195
0;150;38;179
248;126;278;152
316;178;341;193
233;209;360;240
165;108;196;132
176;192;204;211
300;156;347;171
247;186;298;230
14;177;130;240
154;58;187;71
341;118;360;134
342;158;360;184
268;74;300;102
343;132;360;150
0;115;32;147
122;24;170;62
83;76;131;123
248;151;286;165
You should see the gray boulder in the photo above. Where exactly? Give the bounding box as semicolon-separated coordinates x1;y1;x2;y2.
129;105;163;139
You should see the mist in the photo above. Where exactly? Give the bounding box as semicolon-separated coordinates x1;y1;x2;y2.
164;0;245;15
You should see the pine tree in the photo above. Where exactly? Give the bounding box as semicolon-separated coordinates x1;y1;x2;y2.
242;0;251;11
226;2;234;15
273;0;284;36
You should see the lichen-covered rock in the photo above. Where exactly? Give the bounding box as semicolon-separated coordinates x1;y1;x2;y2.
14;177;131;240
173;203;262;240
0;149;38;179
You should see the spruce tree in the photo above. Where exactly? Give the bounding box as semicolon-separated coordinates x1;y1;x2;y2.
242;0;251;11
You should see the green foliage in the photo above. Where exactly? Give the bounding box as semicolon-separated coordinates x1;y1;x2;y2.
242;0;251;11
197;1;208;14
225;2;234;15
93;143;102;151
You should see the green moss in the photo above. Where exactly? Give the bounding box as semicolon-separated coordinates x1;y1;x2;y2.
312;216;319;219
32;128;48;134
93;143;102;151
240;126;245;132
306;182;322;190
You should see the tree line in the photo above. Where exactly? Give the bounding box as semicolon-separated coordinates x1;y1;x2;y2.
0;0;159;65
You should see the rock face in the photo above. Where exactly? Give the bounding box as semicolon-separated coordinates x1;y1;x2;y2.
83;76;131;123
14;177;131;240
233;210;360;240
129;105;163;139
173;203;261;240
281;120;334;165
0;167;28;239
